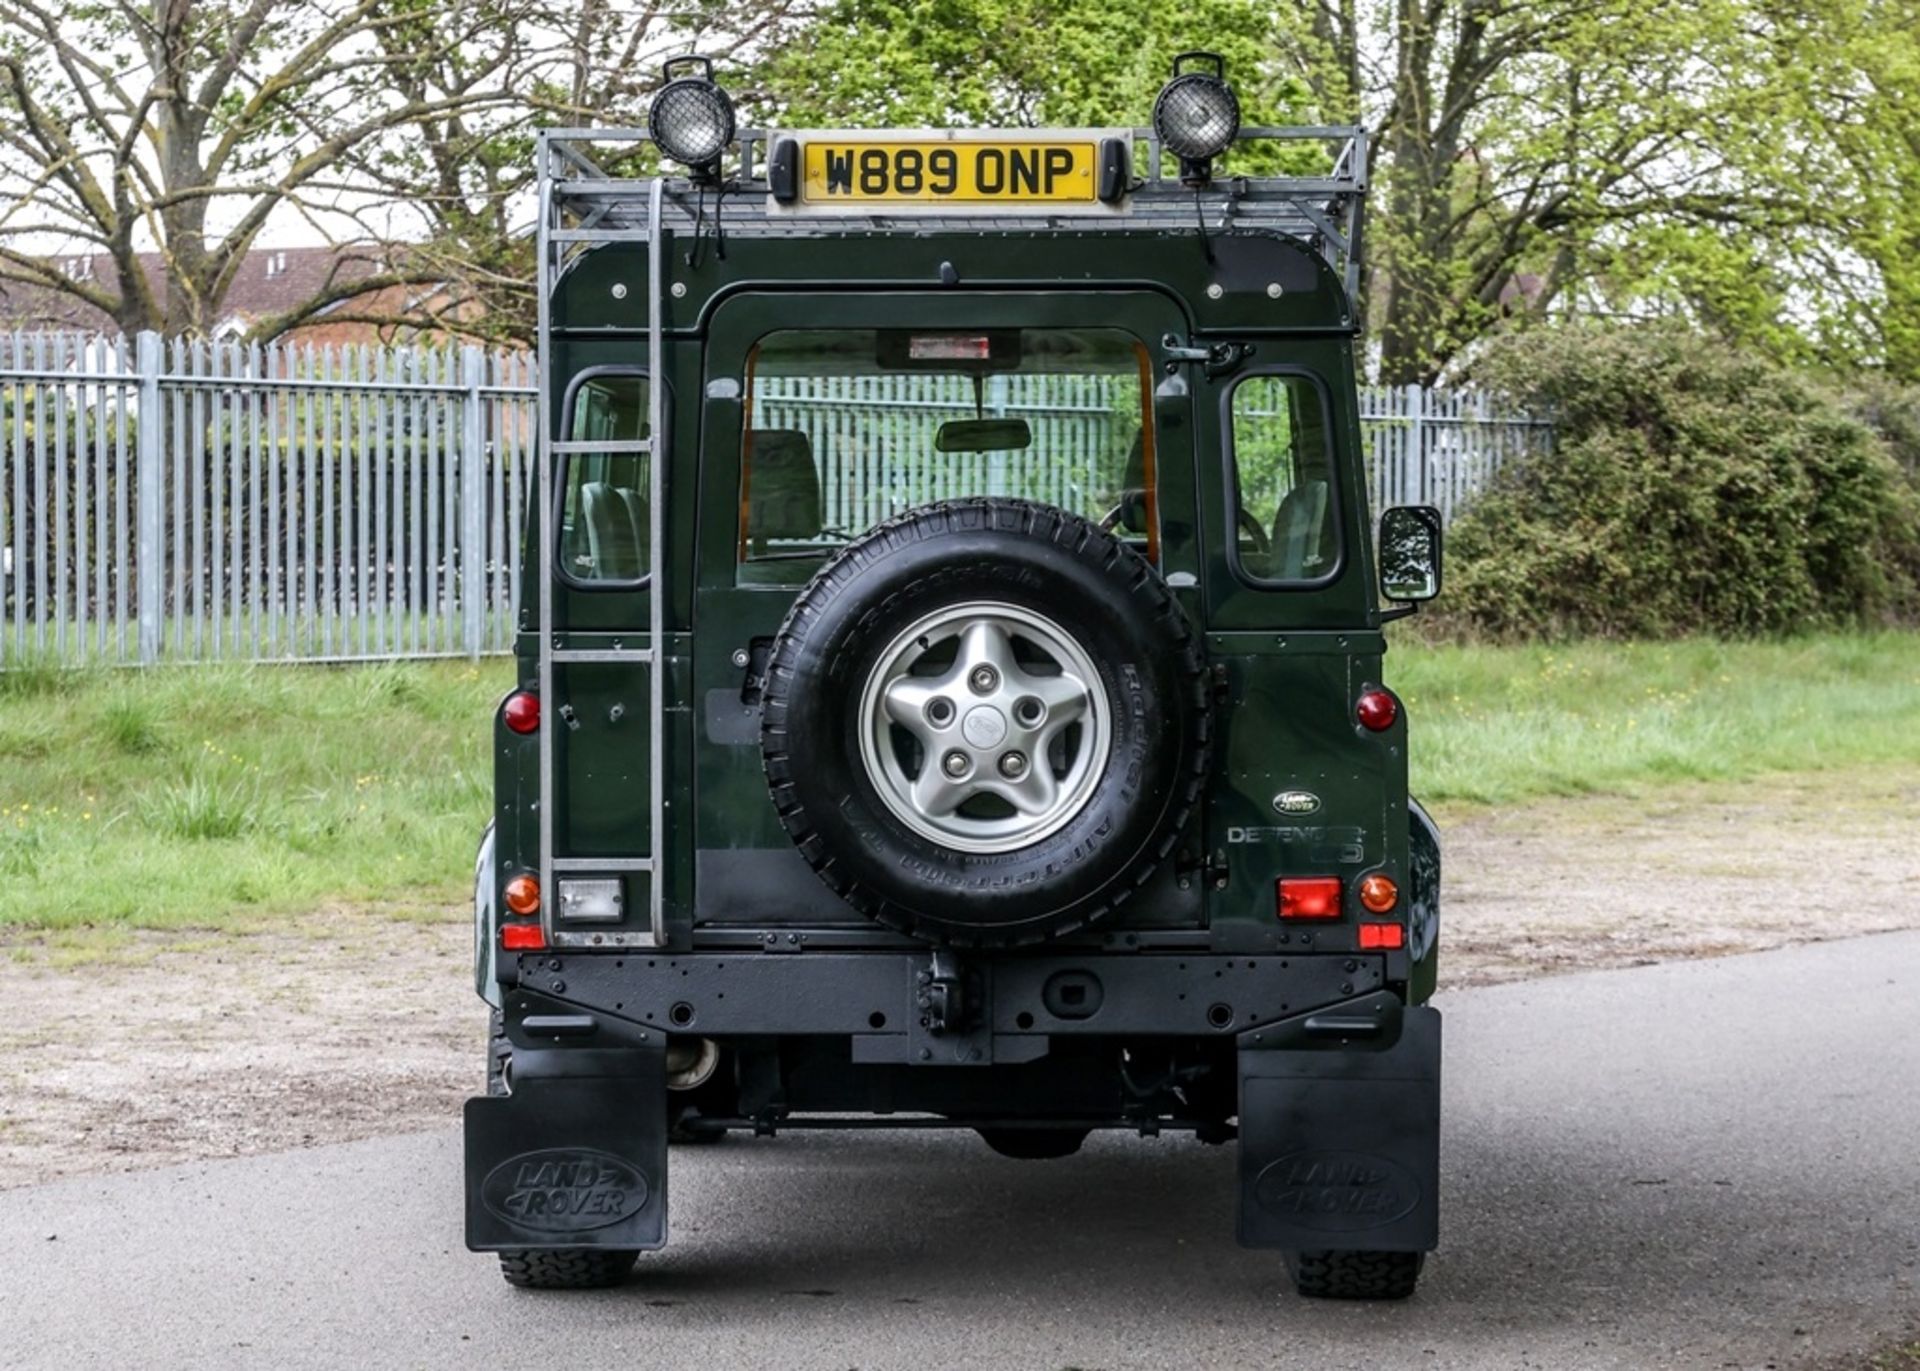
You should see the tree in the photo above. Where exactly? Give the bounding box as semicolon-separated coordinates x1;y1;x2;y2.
1282;0;1871;383
759;1;1308;140
313;0;815;344
0;0;813;340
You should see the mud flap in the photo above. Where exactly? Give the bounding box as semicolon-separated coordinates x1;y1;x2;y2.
464;1044;668;1252
1236;1003;1440;1251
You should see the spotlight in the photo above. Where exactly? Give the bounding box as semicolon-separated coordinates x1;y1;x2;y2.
1152;51;1240;185
648;56;735;180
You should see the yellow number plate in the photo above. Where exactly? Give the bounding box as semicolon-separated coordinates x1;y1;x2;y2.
800;141;1098;204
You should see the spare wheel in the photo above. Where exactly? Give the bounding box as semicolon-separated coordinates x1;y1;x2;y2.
760;498;1211;947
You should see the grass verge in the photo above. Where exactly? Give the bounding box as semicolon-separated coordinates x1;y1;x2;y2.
2;632;1915;938
0;659;510;938
1389;631;1920;806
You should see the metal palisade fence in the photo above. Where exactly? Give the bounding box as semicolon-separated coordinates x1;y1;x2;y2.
0;331;534;666
0;332;1548;668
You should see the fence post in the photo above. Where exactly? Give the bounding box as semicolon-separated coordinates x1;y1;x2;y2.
1404;383;1425;506
460;344;486;658
136;330;163;664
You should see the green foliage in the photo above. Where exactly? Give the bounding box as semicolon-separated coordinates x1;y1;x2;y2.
1438;325;1920;639
760;0;1309;146
1393;632;1920;806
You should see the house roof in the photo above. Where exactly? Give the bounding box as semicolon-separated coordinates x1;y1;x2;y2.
0;245;405;336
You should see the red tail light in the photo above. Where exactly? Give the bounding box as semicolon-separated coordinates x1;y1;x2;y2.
503;690;540;735
502;923;546;951
1277;876;1343;920
1358;922;1405;950
1356;688;1398;732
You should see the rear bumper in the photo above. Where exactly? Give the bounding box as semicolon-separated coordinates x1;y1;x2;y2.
498;948;1388;1064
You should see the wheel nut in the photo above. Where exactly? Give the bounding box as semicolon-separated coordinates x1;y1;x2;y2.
943;750;971;778
999;751;1028;778
969;665;998;693
926;696;955;727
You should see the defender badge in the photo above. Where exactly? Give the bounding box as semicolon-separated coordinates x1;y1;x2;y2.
1272;790;1322;816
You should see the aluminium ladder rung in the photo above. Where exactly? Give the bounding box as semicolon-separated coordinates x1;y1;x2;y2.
550;647;655;664
553;857;654;874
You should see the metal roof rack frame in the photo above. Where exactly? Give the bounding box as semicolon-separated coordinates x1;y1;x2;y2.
534;124;1369;300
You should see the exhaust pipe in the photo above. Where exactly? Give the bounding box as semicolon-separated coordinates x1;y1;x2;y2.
665;1037;721;1091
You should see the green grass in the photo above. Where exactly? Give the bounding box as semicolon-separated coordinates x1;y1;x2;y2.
1391;631;1920;806
2;631;1916;937
0;659;509;935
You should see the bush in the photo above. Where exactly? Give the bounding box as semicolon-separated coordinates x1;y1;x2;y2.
1437;324;1920;639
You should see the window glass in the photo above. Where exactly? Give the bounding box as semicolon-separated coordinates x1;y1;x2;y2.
738;328;1152;583
1229;374;1339;583
559;373;650;584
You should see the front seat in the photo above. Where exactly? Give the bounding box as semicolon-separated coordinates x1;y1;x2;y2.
581;481;643;579
1270;480;1330;579
746;429;823;551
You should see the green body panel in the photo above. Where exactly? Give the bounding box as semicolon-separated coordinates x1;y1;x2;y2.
497;225;1427;991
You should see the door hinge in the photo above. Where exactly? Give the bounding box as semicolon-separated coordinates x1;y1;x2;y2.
1161;334;1254;379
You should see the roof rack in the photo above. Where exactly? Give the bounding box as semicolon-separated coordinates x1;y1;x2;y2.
536;125;1369;299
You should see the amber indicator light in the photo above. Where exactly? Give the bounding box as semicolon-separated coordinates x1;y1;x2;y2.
1359;873;1399;913
504;874;541;916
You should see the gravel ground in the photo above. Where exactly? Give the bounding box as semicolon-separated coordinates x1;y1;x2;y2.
3;767;1916;1190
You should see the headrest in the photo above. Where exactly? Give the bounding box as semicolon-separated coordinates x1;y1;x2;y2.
748;429;822;540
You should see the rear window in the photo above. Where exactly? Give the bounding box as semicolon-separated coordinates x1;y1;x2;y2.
737;327;1154;583
557;372;650;586
1227;373;1340;584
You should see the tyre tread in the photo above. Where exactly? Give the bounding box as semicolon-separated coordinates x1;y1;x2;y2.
1285;1249;1424;1300
497;1248;638;1289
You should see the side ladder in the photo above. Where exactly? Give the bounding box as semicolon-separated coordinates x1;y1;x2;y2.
535;157;668;948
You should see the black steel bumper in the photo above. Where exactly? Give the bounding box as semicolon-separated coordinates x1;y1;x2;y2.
498;947;1387;1064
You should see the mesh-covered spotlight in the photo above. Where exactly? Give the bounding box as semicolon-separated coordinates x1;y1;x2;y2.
1152;51;1240;185
649;56;735;179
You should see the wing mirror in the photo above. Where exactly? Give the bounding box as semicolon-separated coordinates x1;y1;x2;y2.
1378;505;1443;602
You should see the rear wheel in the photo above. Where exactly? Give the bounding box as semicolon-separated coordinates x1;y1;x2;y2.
498;1249;639;1290
976;1126;1092;1160
1285;1249;1424;1300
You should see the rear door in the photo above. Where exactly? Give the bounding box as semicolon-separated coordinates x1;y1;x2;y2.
686;288;1206;939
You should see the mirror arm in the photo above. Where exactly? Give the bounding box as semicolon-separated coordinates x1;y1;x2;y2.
1378;602;1421;623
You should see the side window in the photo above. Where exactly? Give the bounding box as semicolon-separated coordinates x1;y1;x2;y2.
558;372;650;584
1228;374;1339;583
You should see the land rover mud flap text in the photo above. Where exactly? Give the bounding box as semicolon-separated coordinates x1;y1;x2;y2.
464;1045;668;1252
1236;1005;1440;1251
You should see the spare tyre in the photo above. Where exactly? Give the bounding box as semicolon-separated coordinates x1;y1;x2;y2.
761;498;1210;947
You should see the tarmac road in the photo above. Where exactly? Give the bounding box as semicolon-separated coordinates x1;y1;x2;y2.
5;932;1918;1371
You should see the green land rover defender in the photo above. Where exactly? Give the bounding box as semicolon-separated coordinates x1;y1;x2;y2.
466;53;1447;1301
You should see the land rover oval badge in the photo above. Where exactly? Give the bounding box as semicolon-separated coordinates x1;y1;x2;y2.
1272;790;1322;816
482;1147;649;1234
